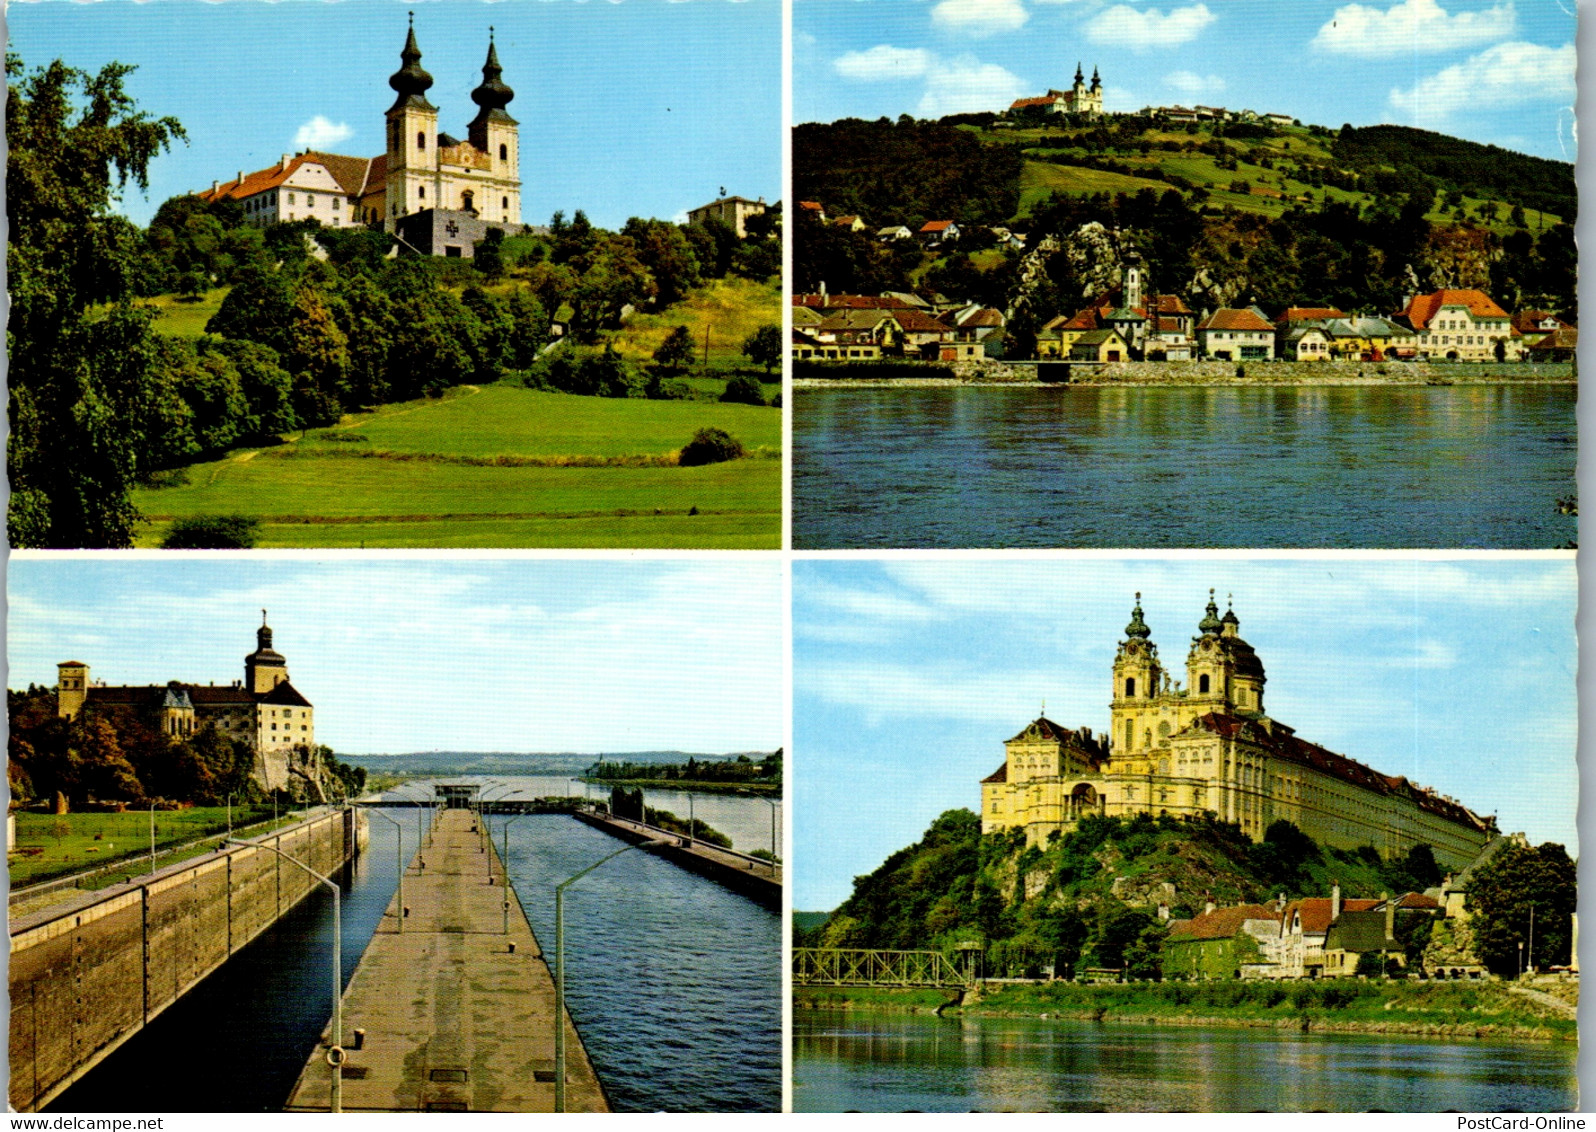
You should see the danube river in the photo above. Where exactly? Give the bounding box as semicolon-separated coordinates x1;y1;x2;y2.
48;808;779;1112
794;1008;1578;1112
793;384;1577;548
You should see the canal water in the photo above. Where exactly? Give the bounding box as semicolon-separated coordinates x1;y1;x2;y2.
793;384;1578;549
389;775;779;856
47;807;779;1112
794;1007;1579;1112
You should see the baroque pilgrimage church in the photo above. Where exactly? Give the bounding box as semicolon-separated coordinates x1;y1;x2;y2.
199;16;521;257
56;616;320;797
1009;64;1105;118
981;594;1497;871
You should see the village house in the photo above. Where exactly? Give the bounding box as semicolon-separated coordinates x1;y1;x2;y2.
1392;289;1523;361
876;225;914;242
1279;325;1332;361
918;220;960;246
1069;327;1130;362
1197;308;1276;360
832;215;866;233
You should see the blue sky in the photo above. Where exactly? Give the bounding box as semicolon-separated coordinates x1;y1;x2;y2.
10;0;780;229
795;0;1577;161
793;558;1578;911
8;558;783;757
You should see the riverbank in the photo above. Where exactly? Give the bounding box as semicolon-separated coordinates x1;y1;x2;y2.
794;979;1577;1042
795;359;1574;389
583;777;780;796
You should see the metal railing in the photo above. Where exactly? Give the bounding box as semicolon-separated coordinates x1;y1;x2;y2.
793;947;971;988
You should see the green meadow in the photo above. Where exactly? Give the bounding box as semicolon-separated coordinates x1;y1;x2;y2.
132;383;780;548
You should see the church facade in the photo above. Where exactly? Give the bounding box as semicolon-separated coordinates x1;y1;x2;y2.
56;615;320;796
980;595;1496;871
1009;64;1105;118
199;18;522;249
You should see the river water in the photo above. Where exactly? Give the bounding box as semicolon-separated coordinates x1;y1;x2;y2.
793;384;1578;549
47;807;779;1112
794;1007;1578;1112
386;775;779;856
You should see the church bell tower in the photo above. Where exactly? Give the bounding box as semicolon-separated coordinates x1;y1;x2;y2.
468;30;522;225
246;611;290;694
1111;594;1163;758
385;13;439;224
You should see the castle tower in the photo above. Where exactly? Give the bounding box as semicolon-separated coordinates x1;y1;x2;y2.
467;30;522;225
1111;594;1163;757
385;13;440;223
57;661;89;720
246;610;290;694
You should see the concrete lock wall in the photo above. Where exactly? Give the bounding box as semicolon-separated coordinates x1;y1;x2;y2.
8;808;366;1113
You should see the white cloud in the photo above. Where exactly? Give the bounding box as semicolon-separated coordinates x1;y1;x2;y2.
833;44;932;82
917;55;1029;118
1388;41;1576;126
1165;70;1225;97
1085;4;1214;51
293;115;354;151
931;0;1029;37
1313;0;1515;58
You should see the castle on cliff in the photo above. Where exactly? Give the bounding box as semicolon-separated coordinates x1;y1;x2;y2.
57;614;322;797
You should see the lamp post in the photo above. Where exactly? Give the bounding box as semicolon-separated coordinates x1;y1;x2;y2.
496;811;537;934
744;792;780;864
148;803;156;873
553;840;667;1112
227;837;344;1113
362;807;406;934
479;785;517;882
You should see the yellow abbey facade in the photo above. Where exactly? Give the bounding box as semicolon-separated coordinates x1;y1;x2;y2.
981;594;1496;872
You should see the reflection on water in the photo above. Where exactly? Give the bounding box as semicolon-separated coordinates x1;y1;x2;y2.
794;1008;1578;1113
793;385;1578;548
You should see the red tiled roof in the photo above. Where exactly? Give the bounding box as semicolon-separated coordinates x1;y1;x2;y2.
198;151;385;205
799;200;823;211
1062;307;1102;331
1394;289;1510;331
963;308;1005;328
1287;897;1380;936
834;215;860;226
1198;308;1275;333
1396;892;1440;910
1010;95;1058;110
982;762;1009;784
793;294;916;310
920;220;955;233
1154;316;1187;334
1181;711;1488;829
1166;904;1280;942
1531;327;1578;351
1151;294;1192;316
893;309;953;334
1276;306;1346;324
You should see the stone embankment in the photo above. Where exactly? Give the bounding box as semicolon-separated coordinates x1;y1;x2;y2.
796;360;1574;388
575;810;781;911
9;807;367;1112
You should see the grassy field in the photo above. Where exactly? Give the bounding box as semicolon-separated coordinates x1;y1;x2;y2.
604;275;781;372
1018;161;1171;214
131;383;780;548
140;287;229;337
10;806;287;888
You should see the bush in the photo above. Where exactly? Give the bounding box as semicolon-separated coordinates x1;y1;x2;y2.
678;427;745;467
160;515;262;549
720;374;766;406
645;374;693;401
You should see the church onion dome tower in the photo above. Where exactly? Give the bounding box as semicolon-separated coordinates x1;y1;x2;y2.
1124;593;1152;640
469;31;517;129
1075;62;1085;84
1197;590;1224;637
1091;66;1102;91
389;12;437;112
1113;592;1162;732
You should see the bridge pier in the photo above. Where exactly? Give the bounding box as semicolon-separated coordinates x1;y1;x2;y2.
283;807;608;1112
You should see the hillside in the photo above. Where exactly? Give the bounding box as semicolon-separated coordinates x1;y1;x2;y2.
794;113;1575;316
799;809;1445;978
342;750;771;775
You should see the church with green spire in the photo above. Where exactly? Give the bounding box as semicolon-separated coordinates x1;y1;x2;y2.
980;592;1496;871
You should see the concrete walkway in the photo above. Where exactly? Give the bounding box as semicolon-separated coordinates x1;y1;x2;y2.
1507;983;1579;1017
284;807;608;1112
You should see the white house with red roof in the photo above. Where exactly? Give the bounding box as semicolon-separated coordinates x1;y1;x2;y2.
1196;308;1276;360
917;219;960;246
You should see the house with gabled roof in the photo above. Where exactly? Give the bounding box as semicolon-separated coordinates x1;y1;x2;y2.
1196;308;1275;360
918;220;960;246
1392;289;1522;362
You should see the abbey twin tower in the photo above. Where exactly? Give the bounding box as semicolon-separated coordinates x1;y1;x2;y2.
200;16;522;257
980;594;1496;872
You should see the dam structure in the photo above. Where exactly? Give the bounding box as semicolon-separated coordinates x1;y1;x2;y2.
284;805;608;1112
8;807;367;1113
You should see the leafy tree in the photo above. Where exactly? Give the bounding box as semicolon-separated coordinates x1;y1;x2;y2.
474;227;505;278
1467;841;1577;975
653;325;697;371
742;324;782;375
720;374;766;406
7;54;186;547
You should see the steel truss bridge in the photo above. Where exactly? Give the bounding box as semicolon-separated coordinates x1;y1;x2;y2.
793;947;972;988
